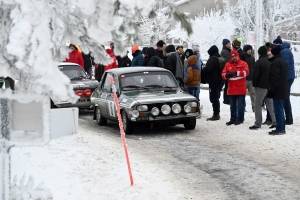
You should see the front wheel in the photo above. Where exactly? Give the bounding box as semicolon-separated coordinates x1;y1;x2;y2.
183;118;196;130
122;111;133;135
96;107;107;125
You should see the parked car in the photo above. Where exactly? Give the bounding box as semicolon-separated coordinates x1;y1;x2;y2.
51;62;99;109
91;67;199;134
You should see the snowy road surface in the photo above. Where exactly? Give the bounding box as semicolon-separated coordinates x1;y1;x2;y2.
11;90;300;199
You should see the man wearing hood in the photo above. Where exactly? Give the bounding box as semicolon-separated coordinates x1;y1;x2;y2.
222;50;249;126
143;47;159;67
165;44;184;86
202;45;225;121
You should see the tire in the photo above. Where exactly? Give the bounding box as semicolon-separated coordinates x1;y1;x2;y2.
96;107;107;125
122;111;133;135
184;118;196;130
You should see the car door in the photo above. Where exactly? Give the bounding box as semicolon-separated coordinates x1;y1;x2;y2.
97;72;112;118
105;73;119;120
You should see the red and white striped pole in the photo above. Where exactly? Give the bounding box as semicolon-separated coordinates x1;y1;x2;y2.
109;75;134;186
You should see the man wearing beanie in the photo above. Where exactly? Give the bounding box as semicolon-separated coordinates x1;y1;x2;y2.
272;35;283;47
222;50;249;126
203;45;225;121
232;37;246;61
221;39;231;105
267;47;288;135
243;45;256;112
249;46;276;130
155;40;166;60
131;45;144;66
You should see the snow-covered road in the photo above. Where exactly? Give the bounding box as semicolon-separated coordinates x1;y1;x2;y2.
11;89;300;199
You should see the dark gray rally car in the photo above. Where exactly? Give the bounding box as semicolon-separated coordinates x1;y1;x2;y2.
51;62;99;109
91;67;200;134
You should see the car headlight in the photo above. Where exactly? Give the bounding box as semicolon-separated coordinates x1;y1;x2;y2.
132;110;139;118
161;105;171;115
187;101;198;107
137;105;148;112
184;105;192;113
151;107;160;116
172;103;181;114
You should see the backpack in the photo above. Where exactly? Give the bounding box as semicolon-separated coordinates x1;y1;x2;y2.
156;56;164;68
212;56;226;71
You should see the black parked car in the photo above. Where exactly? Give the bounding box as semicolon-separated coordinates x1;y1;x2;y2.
91;67;199;134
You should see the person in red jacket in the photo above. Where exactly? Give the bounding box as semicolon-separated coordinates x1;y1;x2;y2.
64;44;84;69
104;48;118;71
222;50;249;126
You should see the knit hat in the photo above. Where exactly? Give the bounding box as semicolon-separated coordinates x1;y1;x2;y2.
166;44;176;53
222;39;230;46
271;47;281;55
273;35;283;46
207;45;219;56
243;45;253;52
232;38;242;49
258;46;267;56
131;45;139;53
156;40;165;47
192;45;200;52
230;50;239;58
187;55;198;66
184;49;194;59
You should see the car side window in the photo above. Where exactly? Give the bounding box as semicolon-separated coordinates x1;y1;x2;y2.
102;73;112;92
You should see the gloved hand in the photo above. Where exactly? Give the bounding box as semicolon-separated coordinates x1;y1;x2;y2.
225;71;237;78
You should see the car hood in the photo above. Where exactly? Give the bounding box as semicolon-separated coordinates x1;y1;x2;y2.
123;89;197;104
71;79;99;90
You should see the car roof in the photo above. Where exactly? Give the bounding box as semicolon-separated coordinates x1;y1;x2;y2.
58;62;80;66
107;67;170;75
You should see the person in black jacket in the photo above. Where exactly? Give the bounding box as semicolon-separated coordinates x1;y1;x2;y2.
143;47;159;67
202;45;225;121
82;51;95;78
249;46;276;130
220;39;231;105
165;44;184;86
243;45;256;112
119;51;132;67
267;47;288;135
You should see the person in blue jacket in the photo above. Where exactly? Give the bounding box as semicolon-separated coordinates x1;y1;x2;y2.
131;45;144;66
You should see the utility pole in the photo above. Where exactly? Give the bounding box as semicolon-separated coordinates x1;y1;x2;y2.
255;0;263;58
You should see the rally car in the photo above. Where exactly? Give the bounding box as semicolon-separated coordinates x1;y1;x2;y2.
91;67;200;134
51;62;99;109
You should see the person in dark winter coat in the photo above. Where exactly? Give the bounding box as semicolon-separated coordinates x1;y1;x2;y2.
131;45;144;66
280;42;295;125
155;40;166;60
143;47;159;67
222;50;249;126
220;39;231;105
119;51;132;67
165;44;184;86
82;51;95;78
243;45;256;111
249;46;276;130
202;45;225;121
185;55;200;99
267;47;288;135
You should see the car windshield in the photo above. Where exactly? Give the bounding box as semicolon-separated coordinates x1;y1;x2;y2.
120;71;178;91
59;65;88;80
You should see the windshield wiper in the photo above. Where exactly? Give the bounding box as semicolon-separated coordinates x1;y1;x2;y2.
145;84;175;89
70;75;87;80
122;85;148;90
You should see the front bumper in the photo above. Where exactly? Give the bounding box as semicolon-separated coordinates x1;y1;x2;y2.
130;112;198;122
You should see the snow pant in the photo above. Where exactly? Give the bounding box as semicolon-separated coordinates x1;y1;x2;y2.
209;82;224;115
229;95;245;122
246;80;256;111
284;79;294;124
273;99;285;132
186;87;198;100
223;81;230;104
254;88;276;127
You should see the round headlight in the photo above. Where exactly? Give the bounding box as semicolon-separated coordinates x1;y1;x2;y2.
188;101;198;107
137;105;148;112
184;105;191;113
132;110;139;118
172;103;181;114
151;107;160;116
161;105;171;115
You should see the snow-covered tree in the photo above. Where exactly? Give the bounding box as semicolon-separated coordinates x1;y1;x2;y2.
169;9;235;58
0;0;192;101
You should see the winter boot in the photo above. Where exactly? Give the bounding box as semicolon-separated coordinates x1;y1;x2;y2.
206;114;220;121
